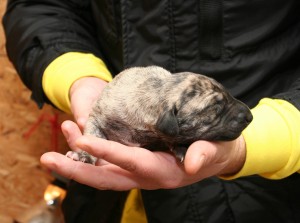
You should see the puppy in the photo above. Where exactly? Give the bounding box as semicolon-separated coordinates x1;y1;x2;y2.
67;66;252;163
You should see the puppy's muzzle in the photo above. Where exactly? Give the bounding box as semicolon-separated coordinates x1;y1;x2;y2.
228;102;253;133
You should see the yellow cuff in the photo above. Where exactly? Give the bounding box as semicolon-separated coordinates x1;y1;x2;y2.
42;52;113;113
225;98;300;179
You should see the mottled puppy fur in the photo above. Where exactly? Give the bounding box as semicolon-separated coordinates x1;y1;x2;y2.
67;66;252;163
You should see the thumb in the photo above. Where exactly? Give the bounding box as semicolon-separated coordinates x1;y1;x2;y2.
184;141;219;175
70;93;92;129
70;77;105;129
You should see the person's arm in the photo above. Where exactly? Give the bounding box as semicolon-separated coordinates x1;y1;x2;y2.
2;0;105;108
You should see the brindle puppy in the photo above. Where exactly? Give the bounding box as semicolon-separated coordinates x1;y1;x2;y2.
66;66;252;163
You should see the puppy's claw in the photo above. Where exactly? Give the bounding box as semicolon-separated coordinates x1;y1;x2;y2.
172;146;187;163
180;156;184;163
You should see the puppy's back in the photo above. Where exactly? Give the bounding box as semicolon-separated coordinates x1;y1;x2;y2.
84;66;172;138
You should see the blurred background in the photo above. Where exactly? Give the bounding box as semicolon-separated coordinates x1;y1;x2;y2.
0;1;71;222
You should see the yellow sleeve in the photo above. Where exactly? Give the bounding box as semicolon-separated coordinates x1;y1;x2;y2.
42;52;113;113
121;189;148;223
227;98;300;179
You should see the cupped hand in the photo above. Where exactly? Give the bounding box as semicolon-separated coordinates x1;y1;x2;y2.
41;120;246;191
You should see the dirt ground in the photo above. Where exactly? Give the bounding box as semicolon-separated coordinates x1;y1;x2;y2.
0;1;71;222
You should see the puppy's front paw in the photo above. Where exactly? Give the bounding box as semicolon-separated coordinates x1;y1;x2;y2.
66;151;96;165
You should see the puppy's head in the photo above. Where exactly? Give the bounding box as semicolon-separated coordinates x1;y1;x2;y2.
156;72;253;143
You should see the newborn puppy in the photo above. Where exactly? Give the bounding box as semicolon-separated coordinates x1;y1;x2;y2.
67;66;252;163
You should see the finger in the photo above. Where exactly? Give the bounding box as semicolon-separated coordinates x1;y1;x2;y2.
75;135;179;178
76;136;153;172
75;136;190;189
184;141;218;175
40;152;139;190
95;158;111;166
61;120;83;152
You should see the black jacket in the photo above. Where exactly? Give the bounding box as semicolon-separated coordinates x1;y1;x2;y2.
3;0;300;222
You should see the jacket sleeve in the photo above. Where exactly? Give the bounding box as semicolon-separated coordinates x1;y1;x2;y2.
273;77;300;110
2;0;103;108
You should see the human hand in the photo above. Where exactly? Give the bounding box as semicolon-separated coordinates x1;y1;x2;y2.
41;121;246;190
69;77;108;130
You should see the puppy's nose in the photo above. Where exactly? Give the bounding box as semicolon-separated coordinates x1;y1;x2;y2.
230;109;252;130
237;109;253;124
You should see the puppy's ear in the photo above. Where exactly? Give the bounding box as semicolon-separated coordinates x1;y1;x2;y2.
156;107;179;137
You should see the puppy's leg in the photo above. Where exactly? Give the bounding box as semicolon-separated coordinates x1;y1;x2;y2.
66;117;106;165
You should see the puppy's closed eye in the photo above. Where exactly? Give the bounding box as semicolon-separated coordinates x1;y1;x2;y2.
156;107;179;137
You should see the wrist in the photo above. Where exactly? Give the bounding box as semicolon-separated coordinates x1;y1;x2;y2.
70;77;107;99
219;135;246;176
